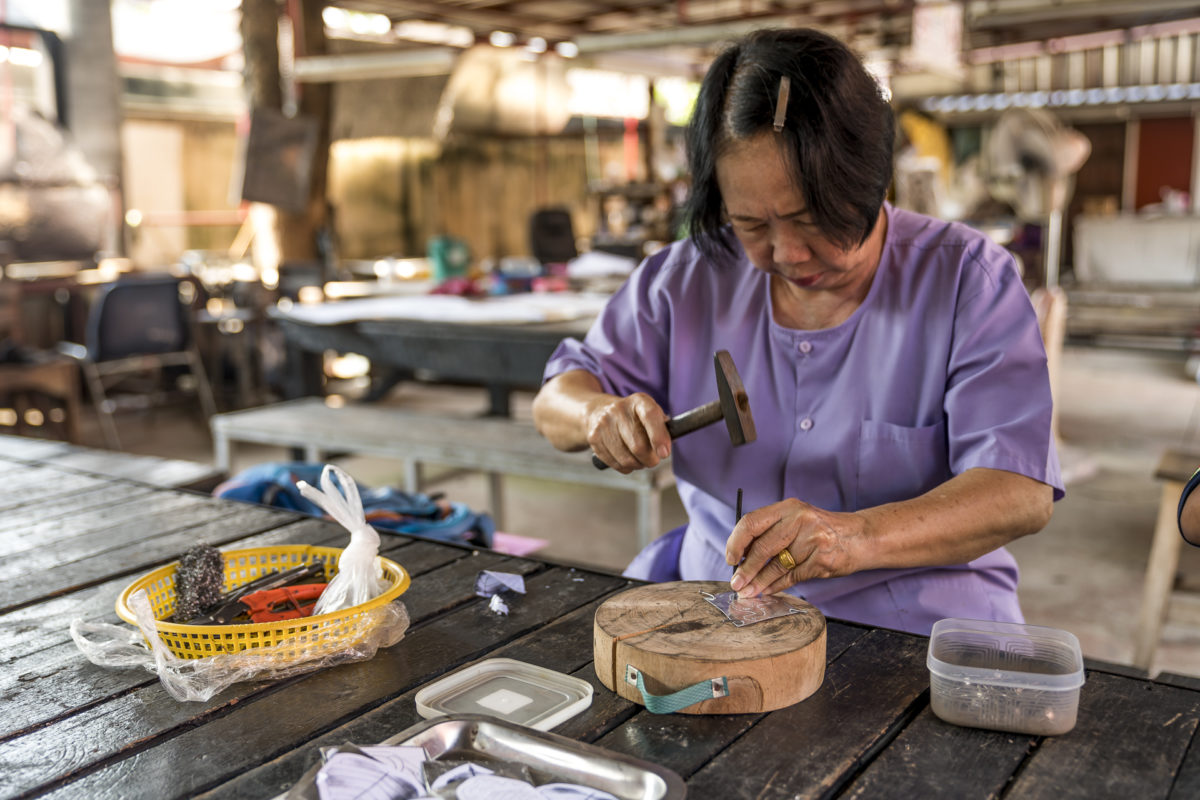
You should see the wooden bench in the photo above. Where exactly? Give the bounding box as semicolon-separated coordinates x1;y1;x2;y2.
210;397;675;549
1134;448;1200;671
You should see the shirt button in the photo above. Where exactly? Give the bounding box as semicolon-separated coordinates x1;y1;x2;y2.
800;417;813;431
799;341;813;354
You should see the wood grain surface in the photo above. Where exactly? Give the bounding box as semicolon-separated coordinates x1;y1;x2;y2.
594;580;826;714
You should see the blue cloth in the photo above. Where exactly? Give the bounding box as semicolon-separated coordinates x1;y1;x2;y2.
215;462;494;547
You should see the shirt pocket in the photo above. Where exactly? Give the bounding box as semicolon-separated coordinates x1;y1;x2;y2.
855;418;951;510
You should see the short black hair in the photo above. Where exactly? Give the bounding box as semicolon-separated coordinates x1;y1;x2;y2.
684;28;895;259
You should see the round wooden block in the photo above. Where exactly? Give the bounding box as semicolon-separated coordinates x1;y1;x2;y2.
594;580;826;714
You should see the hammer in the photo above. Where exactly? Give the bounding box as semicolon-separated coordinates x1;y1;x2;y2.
592;350;756;470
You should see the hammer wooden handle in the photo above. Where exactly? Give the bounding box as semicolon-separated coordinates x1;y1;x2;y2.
665;400;722;438
591;400;722;470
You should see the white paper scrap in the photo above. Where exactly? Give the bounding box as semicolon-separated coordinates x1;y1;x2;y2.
489;593;510;615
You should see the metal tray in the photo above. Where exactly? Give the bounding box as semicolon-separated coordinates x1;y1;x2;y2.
282;713;686;799
382;715;686;799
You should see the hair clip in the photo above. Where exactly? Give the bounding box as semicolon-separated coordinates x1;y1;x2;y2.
773;75;790;132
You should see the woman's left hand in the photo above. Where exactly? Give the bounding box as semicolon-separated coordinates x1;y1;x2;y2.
725;499;865;598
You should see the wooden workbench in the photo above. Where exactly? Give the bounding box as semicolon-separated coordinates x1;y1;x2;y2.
268;295;595;416
3;443;1200;799
0;433;225;492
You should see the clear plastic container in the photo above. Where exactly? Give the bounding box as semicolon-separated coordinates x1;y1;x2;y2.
927;618;1085;736
415;658;593;731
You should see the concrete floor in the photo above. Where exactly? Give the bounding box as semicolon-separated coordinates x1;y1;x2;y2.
65;343;1200;679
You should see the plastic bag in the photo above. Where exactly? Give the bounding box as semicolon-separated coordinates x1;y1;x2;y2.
69;463;406;702
297;464;390;615
69;590;410;702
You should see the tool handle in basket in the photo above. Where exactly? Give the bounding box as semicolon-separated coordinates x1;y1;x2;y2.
225;563;325;603
241;583;328;622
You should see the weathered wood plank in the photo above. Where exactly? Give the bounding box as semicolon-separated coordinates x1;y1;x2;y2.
1157;672;1200;692
603;712;765;787
683;628;929;797
841;707;1034;799
399;550;541;622
1170;727;1200;799
0;491;206;563
0;435;73;461
9;567;624;800
0;466;110;511
0;483;154;540
823;618;871;662
39;450;224;491
555;662;639;744
0;503;297;612
0;440;224;492
376;538;472;576
1006;671;1200;798
0;463;24;485
0;460;107;483
1083;656;1151;680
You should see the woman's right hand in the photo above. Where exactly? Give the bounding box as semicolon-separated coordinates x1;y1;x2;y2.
585;392;672;473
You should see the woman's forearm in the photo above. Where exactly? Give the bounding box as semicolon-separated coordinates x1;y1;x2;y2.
533;370;673;472
531;369;607;452
852;467;1054;572
728;466;1054;598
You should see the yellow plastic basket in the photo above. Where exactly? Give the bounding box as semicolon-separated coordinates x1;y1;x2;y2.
115;545;410;660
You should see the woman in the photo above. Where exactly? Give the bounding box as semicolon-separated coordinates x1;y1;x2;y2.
531;28;1063;635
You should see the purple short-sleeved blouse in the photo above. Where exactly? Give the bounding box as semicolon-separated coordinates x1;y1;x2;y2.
543;204;1064;634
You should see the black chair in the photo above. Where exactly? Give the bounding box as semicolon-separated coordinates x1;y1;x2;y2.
59;274;217;450
529;207;578;265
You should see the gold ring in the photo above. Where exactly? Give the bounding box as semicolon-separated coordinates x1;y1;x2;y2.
775;548;797;571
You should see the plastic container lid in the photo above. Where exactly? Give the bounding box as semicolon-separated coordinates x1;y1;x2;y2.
927;618;1085;690
415;658;593;731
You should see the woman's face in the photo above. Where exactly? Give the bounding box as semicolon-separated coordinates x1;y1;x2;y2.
715;133;882;298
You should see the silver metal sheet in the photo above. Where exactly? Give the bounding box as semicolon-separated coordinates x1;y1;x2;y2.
382;714;686;800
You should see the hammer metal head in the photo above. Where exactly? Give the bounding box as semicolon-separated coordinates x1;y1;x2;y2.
713;350;756;446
